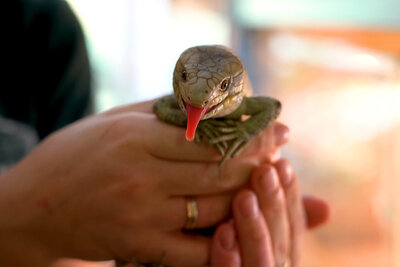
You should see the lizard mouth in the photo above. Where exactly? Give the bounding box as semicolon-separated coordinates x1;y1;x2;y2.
205;103;218;114
180;95;224;141
180;95;219;115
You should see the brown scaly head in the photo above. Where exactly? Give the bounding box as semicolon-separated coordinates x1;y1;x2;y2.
173;45;250;141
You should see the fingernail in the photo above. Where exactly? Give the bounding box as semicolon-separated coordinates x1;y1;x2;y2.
260;167;279;194
274;123;290;146
219;224;235;251
239;192;259;219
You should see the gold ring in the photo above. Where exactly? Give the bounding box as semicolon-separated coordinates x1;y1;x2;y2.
185;196;198;229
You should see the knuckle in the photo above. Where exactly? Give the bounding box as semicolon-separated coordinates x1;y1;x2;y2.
217;161;253;191
264;189;286;212
248;226;269;245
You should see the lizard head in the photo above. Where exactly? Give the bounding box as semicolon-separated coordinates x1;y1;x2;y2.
173;45;246;141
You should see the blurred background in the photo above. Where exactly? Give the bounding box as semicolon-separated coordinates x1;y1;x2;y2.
66;0;400;266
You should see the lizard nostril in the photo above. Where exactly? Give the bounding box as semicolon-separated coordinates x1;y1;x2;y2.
204;100;209;105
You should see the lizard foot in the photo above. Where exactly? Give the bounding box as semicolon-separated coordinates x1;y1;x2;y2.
207;121;252;162
196;120;228;157
196;119;252;163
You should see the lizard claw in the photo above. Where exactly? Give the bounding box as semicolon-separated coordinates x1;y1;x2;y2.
197;120;227;157
218;127;251;162
197;119;252;163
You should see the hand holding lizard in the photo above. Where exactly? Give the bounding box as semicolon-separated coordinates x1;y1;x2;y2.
0;99;285;267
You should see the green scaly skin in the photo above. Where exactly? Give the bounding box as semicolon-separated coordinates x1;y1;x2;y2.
154;45;281;163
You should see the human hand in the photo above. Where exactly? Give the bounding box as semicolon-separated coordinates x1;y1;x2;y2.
0;99;288;267
211;161;330;267
121;100;329;267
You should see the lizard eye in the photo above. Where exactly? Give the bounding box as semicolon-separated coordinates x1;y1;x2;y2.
220;78;230;91
181;71;187;81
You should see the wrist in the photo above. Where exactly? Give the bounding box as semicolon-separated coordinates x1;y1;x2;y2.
0;168;57;266
0;227;53;266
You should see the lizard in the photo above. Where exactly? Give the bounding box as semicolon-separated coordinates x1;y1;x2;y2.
153;45;281;163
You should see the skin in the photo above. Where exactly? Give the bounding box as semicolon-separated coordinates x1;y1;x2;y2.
0;99;289;267
49;102;330;267
211;161;330;267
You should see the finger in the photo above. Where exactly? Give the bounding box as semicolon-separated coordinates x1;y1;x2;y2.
129;232;211;267
250;164;290;265
160;232;211;267
275;159;305;267
155;155;257;195
99;111;220;162
51;259;114;267
233;190;275;267
104;99;158;115
236;122;282;162
107;111;221;161
161;193;233;230
302;196;330;229
211;222;241;267
273;122;290;146
140;115;221;162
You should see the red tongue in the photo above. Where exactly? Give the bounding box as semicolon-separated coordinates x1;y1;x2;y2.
185;103;206;141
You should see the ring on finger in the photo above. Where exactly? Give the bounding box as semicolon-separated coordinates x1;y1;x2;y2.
184;196;198;229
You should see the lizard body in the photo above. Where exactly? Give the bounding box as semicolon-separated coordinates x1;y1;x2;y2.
153;45;281;162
